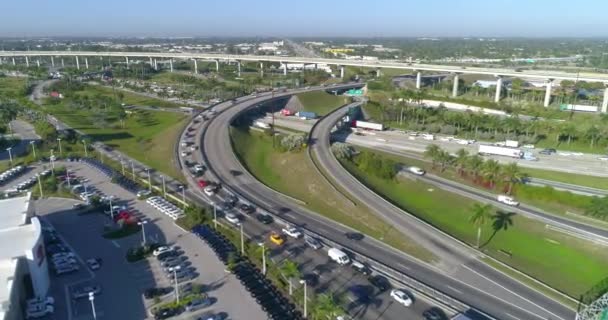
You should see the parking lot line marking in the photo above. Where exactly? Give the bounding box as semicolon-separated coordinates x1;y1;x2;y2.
111;240;121;248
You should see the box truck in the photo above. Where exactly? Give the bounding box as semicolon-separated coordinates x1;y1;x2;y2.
355;120;384;131
478;145;522;158
295;111;318;120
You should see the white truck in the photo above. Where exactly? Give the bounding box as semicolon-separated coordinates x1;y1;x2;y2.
478;145;522;158
355;120;384;131
328;248;351;265
505;140;519;148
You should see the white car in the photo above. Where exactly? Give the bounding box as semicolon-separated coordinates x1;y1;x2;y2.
598;156;608;161
282;226;302;239
225;213;241;226
497;195;519;206
203;185;217;197
390;289;413;307
153;246;174;256
26;304;54;319
408;166;425;176
181;151;189;157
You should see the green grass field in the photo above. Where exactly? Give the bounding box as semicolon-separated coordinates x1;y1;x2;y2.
296;91;347;116
521;167;608;190
0;76;27;97
89;85;186;108
340;152;608;298
230;127;435;262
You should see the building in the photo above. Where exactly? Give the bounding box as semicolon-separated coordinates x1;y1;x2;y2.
0;193;49;320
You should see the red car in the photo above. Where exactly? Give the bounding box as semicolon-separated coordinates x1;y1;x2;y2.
114;210;131;222
198;180;209;188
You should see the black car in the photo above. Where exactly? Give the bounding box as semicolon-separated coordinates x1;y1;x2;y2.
539;148;556;155
368;275;391;292
144;287;173;299
256;213;274;224
345;232;364;240
154;308;178;320
239;204;255;214
423;307;447;320
226;194;238;206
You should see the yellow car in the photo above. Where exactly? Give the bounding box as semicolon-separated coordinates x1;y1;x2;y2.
269;232;285;245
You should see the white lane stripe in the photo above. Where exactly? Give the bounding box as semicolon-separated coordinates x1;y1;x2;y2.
111;241;121;248
461;264;566;320
506;312;523;320
446;285;463;294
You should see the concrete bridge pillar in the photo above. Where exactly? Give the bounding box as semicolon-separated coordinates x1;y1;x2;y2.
149;57;153;67
416;71;422;89
25;56;29;67
169;59;174;72
452;74;459;97
283;63;287;76
259;62;264;77
75;56;80;70
237;61;241;77
154;59;157;70
215;59;219;72
193;59;198;74
12;57;15;66
125;56;129;68
340;66;344;79
602;86;608;113
51;56;55;67
85;57;89;69
376;69;381;78
543;79;553;107
495;76;503;102
36;59;40;68
61;58;64;68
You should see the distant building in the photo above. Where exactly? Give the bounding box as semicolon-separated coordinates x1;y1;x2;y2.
0;194;50;320
323;48;355;54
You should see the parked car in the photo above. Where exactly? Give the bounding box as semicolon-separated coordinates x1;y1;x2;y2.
154;307;178;320
153;246;174;256
390;289;413;307
304;235;322;250
185;297;212;312
269;232;285;245
143;287;173;299
73;285;102;299
351;260;372;275
25;304;54;319
86;258;101;270
423;307;448;320
368;275;391;292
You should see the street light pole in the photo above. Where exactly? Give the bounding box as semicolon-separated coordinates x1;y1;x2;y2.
146;168;152;191
240;224;245;255
88;292;97;320
138;220;148;245
30;141;36;159
66;169;71;188
50;149;55;174
213;204;217;229
36;174;43;198
56;138;62;156
6;148;12;167
109;197;114;220
258;242;266;275
120;158;125;175
162;176;166;197
130;161;135;179
300;279;308;318
82;140;88;157
171;266;181;303
180;185;186;209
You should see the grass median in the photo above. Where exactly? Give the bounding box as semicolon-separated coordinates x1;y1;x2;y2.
230;127;435;262
296;91;347;116
339;149;608;299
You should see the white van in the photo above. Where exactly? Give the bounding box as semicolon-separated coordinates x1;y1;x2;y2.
497;195;519;206
328;248;350;265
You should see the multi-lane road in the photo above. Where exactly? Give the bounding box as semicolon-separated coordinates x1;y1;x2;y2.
194;87;576;319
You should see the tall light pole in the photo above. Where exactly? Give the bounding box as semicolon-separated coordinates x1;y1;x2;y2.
50;149;55;174
213;204;218;229
82;139;88;157
179;185;186;209
6;147;12;167
161;176;166;197
120;159;125;175
146;168;152;191
138;220;148;245
36;174;43;198
240;224;245;255
108;196;114;220
56;138;62;156
258;242;266;275
88;292;97;320
299;279;308;318
130;160;135;179
170;266;181;303
66;168;71;188
30;141;36;159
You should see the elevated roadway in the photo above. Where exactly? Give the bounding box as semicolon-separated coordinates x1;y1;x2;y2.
199;87;576;319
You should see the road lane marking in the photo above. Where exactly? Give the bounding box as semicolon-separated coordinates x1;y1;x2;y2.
446;285;463;294
111;241;121;248
506;312;523;320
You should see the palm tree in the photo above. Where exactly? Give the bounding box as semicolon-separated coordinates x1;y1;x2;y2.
481;159;501;189
437;150;453;172
501;162;526;195
454;148;470;175
585;126;602;148
424;144;442;169
280;259;301;296
482;211;516;247
313;293;344;320
467;154;484;182
469;203;494;248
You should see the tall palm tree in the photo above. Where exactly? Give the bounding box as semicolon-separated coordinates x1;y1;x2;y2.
437;150;453;172
469;203;494;248
501;162;526;195
454;148;470;175
467;154;485;182
481;159;501;189
280;259;301;296
313;293;343;320
424;144;442;169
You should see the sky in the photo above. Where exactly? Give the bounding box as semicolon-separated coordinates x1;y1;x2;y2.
2;0;608;38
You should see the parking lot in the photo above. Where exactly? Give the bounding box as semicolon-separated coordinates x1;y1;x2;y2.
34;161;267;320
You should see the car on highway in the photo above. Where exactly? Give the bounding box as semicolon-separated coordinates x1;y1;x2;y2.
368;275;391;292
599;156;608;161
203;185;218;196
225;213;241;226
282;226;302;238
497;195;519;206
269;232;285;245
539;148;557;155
153;246;174;256
390;289;413;307
239;203;255;214
345;232;364;240
304;235;322;250
423;307;448;320
198;179;209;188
408;166;426;175
256;213;273;224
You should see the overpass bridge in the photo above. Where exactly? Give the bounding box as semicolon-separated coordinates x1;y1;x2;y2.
2;50;608;112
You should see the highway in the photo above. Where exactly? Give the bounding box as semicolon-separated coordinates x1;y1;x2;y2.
197;87;576;319
4;50;608;83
